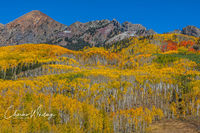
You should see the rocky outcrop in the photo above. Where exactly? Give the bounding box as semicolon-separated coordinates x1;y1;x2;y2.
181;25;200;37
122;22;146;33
106;31;133;44
106;27;156;44
168;29;182;34
167;26;200;37
0;23;5;45
0;23;4;29
145;29;157;35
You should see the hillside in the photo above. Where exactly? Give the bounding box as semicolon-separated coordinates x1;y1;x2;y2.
0;34;199;132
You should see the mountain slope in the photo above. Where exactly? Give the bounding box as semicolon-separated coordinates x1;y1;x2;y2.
0;35;199;132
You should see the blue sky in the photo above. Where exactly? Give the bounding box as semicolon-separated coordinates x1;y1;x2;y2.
0;0;199;33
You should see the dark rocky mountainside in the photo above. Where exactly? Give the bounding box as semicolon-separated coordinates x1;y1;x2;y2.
57;19;156;49
0;10;199;50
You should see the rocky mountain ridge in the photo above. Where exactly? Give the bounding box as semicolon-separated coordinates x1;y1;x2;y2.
0;10;199;50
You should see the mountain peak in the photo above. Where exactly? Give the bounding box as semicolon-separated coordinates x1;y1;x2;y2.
6;10;56;29
1;10;65;45
24;10;49;18
28;10;43;14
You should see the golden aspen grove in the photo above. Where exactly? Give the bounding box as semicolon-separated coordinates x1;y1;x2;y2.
0;34;199;132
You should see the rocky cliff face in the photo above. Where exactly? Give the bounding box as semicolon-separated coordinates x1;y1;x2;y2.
0;10;157;50
60;19;122;48
121;22;156;36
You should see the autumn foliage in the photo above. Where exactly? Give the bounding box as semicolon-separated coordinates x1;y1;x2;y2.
0;34;199;132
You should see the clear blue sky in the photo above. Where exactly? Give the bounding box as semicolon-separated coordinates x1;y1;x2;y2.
0;0;199;33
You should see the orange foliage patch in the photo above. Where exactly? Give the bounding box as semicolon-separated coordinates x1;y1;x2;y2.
179;40;194;48
161;40;197;53
161;40;177;52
